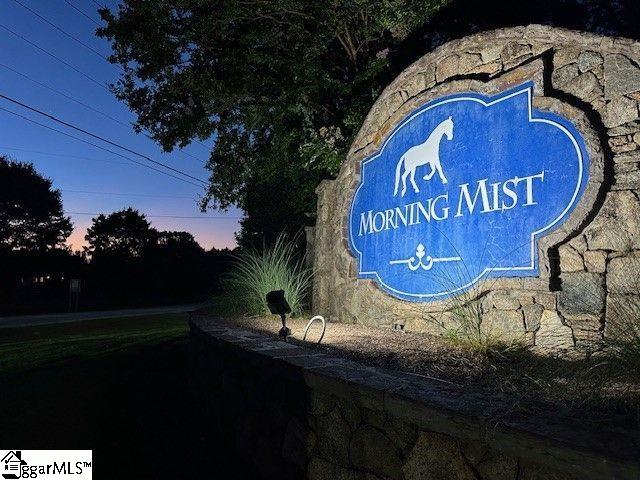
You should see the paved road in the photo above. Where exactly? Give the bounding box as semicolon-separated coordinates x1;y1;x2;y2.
0;303;203;328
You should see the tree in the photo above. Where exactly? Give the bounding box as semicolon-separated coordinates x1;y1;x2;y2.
84;208;156;259
155;231;204;256
98;0;639;246
97;0;447;245
0;156;72;252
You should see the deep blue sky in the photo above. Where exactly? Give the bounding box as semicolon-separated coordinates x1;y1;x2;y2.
0;0;241;250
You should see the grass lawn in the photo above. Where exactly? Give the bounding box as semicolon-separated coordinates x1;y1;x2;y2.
0;313;251;479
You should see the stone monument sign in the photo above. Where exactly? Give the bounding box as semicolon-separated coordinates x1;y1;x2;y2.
308;25;640;351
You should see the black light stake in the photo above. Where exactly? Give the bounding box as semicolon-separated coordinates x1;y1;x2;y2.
266;290;292;339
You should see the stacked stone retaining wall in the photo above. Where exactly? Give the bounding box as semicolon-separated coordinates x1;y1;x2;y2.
190;316;640;480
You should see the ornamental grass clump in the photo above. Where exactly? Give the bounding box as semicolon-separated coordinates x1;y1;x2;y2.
223;234;313;317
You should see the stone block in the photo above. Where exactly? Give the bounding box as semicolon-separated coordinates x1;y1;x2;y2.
604;54;640;100
282;416;316;468
492;292;522;310
559;245;585;272
565;71;603;102
552;63;579;88
307;456;333;480
565;316;604;349
337;397;362;430
435;55;460;82
403;432;475;480
501;41;533;69
384;417;418;454
553;48;580;69
458;52;483;73
583;250;607;273
578;50;603;72
308;390;335;415
523;303;544;332
459;442;518;480
558;272;606;317
350;425;403;479
614;169;640;190
478;43;505;63
609;134;637;153
585;191;640;251
607;254;640;294
604;96;638;128
315;406;351;466
535;310;574;349
531;293;555;310
481;310;525;341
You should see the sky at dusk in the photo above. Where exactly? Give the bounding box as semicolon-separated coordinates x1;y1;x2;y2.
0;0;242;251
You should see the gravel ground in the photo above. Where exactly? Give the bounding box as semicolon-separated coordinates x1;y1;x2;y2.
205;314;640;430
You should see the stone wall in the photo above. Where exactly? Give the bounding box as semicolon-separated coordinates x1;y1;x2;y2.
308;25;640;352
189;317;639;480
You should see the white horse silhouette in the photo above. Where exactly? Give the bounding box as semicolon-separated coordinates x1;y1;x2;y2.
393;116;454;197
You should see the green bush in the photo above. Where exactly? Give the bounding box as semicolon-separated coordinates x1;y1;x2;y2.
222;234;313;317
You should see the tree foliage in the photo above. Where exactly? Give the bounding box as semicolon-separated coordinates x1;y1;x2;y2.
84;207;156;259
0;156;72;252
97;0;448;245
82;208;230;309
98;0;639;246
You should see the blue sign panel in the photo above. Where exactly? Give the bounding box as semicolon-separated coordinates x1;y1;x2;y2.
349;82;589;301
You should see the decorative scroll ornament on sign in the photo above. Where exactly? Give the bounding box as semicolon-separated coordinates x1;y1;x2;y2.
389;243;461;271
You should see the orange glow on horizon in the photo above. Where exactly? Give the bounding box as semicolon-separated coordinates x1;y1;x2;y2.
65;218;238;252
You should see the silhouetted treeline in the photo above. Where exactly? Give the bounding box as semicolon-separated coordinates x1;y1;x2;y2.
0;247;233;315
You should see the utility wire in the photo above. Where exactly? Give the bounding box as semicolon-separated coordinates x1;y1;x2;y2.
0;93;208;185
0;106;205;188
0;145;203;174
1;146;131;167
3;7;214;157
0;63;207;164
10;0;109;62
2;7;212;157
0;62;128;128
65;211;240;220
62;0;101;27
0;22;108;91
62;189;197;199
0;146;202;174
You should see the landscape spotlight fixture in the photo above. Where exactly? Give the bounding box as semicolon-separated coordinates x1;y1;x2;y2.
266;290;292;338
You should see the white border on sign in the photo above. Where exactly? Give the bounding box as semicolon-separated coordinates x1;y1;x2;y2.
348;83;586;300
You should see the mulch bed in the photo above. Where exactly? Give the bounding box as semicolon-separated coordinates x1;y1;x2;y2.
203;313;640;431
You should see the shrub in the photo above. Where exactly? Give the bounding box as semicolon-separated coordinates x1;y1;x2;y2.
604;274;640;370
222;234;313;317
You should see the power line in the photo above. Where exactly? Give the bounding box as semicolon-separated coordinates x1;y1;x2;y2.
0;146;130;167
0;63;208;165
65;211;240;220
1;9;212;159
0;93;208;185
62;189;198;199
62;0;102;27
10;0;109;62
0;22;108;91
0;146;204;175
0;106;205;188
0;146;203;174
0;62;128;128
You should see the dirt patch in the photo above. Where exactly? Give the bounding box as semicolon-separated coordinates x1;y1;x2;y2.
199;313;640;431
